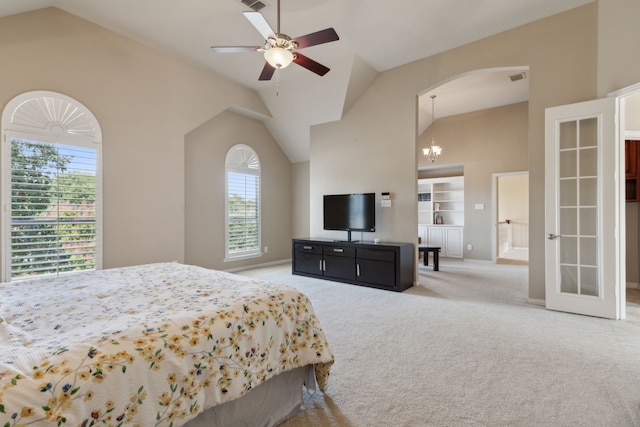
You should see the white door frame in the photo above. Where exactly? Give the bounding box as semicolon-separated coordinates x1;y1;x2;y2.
608;82;640;317
491;171;529;263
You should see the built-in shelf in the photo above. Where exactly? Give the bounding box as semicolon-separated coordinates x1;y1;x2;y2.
418;176;464;258
418;176;464;226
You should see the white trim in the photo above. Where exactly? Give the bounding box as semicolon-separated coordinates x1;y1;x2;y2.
224;251;263;263
1;91;103;281
624;130;640;139
417;66;530;98
224;258;291;273
608;82;640;99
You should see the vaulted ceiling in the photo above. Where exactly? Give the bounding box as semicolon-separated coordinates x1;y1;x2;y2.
0;0;593;162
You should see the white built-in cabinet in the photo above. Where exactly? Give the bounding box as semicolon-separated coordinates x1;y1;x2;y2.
418;176;464;258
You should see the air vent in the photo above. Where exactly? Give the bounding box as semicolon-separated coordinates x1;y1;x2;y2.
241;0;266;11
509;72;527;82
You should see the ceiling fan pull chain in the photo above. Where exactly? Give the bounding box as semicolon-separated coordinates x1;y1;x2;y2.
276;71;281;96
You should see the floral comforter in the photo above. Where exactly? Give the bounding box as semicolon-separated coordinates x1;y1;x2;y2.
0;263;333;426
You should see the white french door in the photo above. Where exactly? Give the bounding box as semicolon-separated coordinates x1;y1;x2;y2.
544;97;623;319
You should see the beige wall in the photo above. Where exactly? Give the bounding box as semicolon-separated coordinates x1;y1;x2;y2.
184;111;292;271
292;162;311;238
597;0;640;97
0;8;274;274
417;102;529;261
311;4;597;299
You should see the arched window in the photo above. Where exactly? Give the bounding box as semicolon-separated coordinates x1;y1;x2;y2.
225;144;261;260
1;91;102;281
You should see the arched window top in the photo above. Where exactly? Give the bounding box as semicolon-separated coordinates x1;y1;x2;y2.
226;144;260;171
2;91;101;143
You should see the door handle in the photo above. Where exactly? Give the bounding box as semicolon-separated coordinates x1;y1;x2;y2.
547;233;562;240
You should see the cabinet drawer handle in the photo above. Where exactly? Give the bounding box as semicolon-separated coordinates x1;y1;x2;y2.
357;263;360;276
303;246;313;250
333;248;344;253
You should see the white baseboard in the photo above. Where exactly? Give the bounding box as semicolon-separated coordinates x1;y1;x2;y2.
226;258;291;273
527;298;545;307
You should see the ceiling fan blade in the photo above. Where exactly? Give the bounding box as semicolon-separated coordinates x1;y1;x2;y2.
293;53;330;76
259;62;276;81
293;28;339;49
210;46;261;53
243;11;275;40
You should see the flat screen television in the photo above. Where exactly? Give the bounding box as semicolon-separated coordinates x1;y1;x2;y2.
323;193;375;242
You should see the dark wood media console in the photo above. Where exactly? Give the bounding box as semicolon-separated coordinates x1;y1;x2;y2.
292;238;414;292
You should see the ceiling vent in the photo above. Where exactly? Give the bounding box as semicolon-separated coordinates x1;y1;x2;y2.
509;72;527;82
240;0;266;11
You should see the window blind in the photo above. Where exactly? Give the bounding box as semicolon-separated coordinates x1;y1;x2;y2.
10;139;97;279
227;171;260;256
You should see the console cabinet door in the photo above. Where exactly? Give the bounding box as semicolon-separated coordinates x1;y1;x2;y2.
356;248;396;288
323;255;356;280
357;259;395;287
427;227;445;248
427;226;463;258
444;227;463;258
293;244;323;276
323;245;356;280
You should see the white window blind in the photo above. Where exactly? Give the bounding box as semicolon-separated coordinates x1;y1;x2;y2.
9;138;97;279
225;145;261;259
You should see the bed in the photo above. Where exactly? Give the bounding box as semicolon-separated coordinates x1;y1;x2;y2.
0;262;333;426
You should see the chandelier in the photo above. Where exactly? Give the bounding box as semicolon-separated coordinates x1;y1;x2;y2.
423;95;442;163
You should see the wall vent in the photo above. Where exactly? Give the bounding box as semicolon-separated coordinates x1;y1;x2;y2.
240;0;266;11
509;72;527;82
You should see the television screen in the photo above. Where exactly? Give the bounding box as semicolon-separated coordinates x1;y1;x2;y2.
323;193;375;232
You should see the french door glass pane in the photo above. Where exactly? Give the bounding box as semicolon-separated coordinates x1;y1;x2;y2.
557;117;599;297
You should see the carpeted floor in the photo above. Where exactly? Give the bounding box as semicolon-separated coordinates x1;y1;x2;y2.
238;259;640;426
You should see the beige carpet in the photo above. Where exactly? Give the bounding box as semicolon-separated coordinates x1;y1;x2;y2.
238;259;640;426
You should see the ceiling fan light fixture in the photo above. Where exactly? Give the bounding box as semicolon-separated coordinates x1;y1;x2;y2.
264;47;294;69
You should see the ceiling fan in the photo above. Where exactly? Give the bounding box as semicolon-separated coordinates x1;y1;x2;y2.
210;0;339;81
